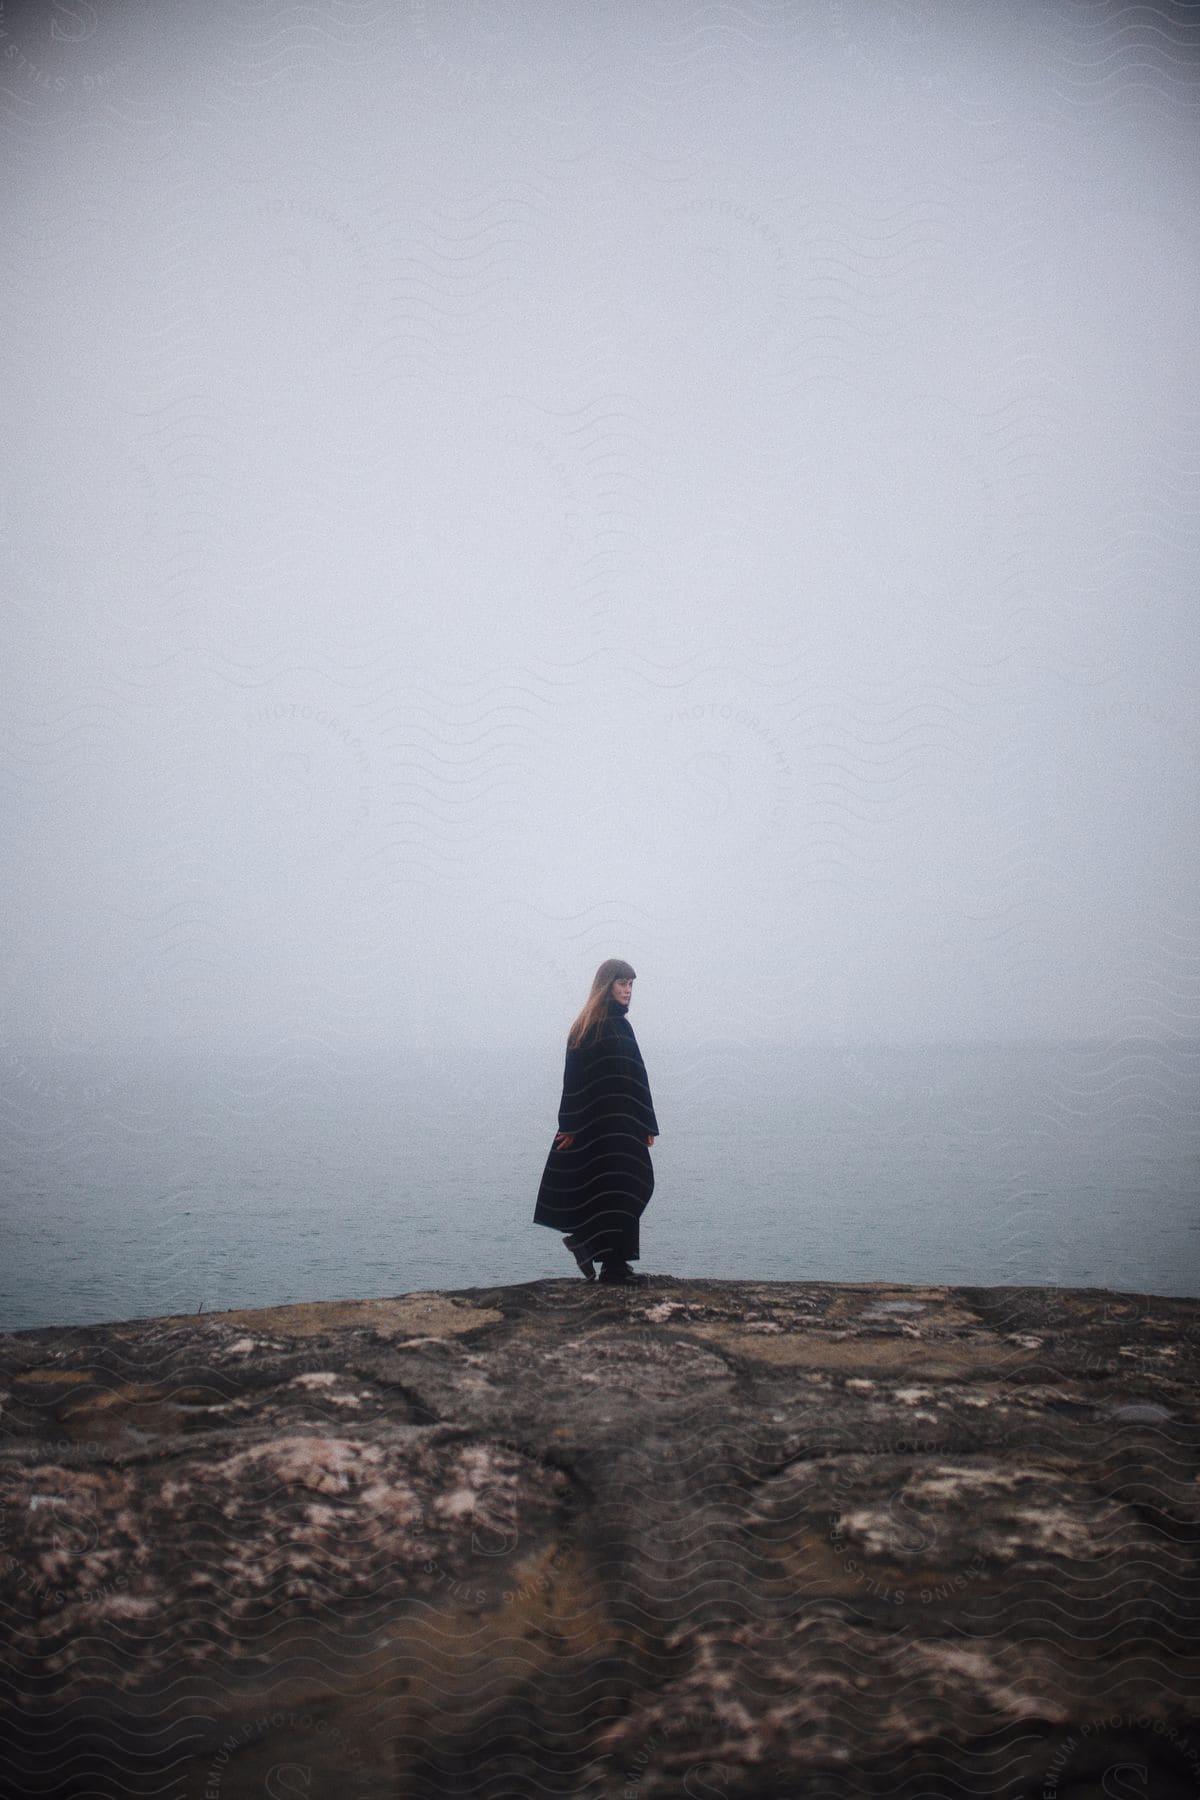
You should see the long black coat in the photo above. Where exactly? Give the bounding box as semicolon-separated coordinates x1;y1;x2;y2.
533;998;660;1264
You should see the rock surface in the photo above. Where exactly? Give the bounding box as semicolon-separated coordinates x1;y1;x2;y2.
1;1277;1199;1798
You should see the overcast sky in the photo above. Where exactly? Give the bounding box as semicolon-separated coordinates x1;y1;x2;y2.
2;0;1198;1056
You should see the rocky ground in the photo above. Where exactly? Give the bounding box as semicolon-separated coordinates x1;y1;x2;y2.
1;1276;1198;1798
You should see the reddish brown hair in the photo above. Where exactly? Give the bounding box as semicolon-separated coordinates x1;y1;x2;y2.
567;958;637;1049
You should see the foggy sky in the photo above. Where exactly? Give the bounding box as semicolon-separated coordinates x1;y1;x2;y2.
2;0;1199;1058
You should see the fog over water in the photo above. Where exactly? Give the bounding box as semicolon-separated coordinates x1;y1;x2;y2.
2;0;1198;1086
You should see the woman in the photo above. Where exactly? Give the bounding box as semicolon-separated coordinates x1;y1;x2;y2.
533;958;659;1285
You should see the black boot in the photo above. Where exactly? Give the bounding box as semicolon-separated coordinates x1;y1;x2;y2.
562;1233;595;1280
597;1260;644;1286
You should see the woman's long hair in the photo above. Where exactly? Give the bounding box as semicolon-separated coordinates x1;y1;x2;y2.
567;958;636;1049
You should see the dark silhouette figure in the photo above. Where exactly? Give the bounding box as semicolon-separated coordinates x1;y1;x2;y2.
533;959;659;1284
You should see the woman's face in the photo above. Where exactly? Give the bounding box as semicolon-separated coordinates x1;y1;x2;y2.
611;977;634;1006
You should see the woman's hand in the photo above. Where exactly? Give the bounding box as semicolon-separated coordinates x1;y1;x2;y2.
646;1134;656;1147
554;1131;575;1150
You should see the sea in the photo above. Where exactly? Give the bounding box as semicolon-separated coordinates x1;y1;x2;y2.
2;1039;1198;1331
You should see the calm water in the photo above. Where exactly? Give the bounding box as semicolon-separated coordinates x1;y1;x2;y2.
2;1039;1198;1330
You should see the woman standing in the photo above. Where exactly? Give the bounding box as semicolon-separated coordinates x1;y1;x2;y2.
533;958;659;1285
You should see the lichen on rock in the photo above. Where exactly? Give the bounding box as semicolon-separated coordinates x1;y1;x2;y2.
1;1277;1198;1797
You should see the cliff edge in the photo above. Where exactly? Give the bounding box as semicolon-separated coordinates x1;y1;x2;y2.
2;1277;1198;1798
